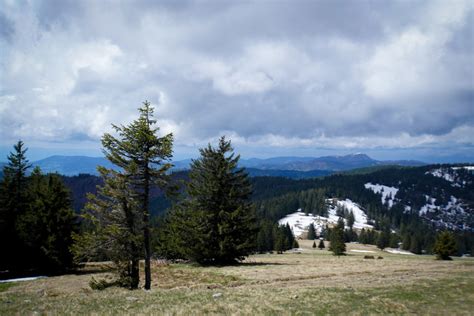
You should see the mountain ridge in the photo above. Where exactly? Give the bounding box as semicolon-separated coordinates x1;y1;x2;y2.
20;154;426;176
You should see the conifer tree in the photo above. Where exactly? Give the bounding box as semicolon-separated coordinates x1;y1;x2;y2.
377;220;391;250
73;168;142;288
318;239;325;250
274;228;287;254
307;223;316;240
359;228;368;244
346;211;355;230
329;218;346;256
0;140;31;271
389;233;400;248
169;137;257;264
18;168;76;273
99;101;173;289
3;140;31;203
409;233;423;254
285;223;296;248
433;231;457;260
312;241;317;248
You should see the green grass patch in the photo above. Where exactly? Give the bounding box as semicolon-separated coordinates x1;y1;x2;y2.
0;282;15;292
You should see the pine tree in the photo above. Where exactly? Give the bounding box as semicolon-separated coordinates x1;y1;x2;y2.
307;223;316;240
409;233;423;254
377;220;391;250
329;218;346;256
98;101;173;289
256;228;268;253
274;227;287;254
17;168;76;273
433;231;457;260
318;239;325;250
321;225;328;240
346;211;355;230
285;223;296;248
3;140;31;204
389;233;400;248
0;140;32;271
72;168;142;288
402;233;411;251
169;137;257;264
312;241;317;248
359;228;368;244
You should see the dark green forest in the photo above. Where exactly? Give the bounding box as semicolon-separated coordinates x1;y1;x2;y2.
58;162;474;257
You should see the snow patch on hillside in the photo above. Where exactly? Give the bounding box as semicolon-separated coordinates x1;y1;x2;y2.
364;183;399;208
452;166;474;171
333;199;372;230
385;248;415;255
428;168;456;182
419;195;439;216
426;167;473;187
278;198;373;237
350;249;376;253
417;195;469;230
278;210;316;237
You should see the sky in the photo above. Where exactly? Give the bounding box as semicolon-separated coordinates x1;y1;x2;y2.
0;0;473;163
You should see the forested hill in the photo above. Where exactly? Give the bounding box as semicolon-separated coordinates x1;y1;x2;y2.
253;164;474;232
61;164;474;233
62;171;189;217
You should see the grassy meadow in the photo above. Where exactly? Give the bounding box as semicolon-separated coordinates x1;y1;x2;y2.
1;241;473;315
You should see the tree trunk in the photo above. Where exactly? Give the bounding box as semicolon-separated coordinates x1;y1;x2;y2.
143;164;151;290
131;259;139;289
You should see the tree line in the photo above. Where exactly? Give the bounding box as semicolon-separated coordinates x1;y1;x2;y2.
0;141;76;277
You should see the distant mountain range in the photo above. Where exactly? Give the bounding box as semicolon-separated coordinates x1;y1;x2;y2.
0;153;425;177
239;154;425;171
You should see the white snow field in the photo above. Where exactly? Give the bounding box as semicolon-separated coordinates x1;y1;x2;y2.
349;249;376;253
384;248;415;255
278;198;373;237
0;276;47;283
364;183;399;208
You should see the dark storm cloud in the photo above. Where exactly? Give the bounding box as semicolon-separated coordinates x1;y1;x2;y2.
0;0;473;156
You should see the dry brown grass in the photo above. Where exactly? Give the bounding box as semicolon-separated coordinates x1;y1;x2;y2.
1;242;473;315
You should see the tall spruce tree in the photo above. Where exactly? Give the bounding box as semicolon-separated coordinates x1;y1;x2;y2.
274;226;288;254
329;218;346;256
169;137;257;264
100;101;173;289
307;223;316;240
377;219;391;250
0;140;32;271
346;211;355;230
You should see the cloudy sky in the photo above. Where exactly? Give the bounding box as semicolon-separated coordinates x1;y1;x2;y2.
1;0;473;162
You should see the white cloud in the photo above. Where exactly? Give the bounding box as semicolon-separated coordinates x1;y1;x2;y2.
362;0;473;100
0;0;472;161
